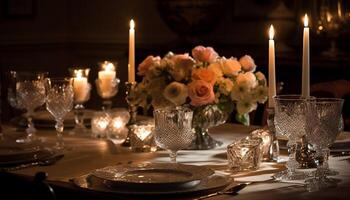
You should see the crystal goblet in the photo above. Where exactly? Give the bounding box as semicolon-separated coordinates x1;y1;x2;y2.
45;78;74;150
15;71;47;143
154;106;194;163
307;98;344;176
273;95;313;180
69;68;91;135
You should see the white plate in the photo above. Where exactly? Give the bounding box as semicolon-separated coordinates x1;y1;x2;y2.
72;173;230;196
0;142;54;166
91;163;214;189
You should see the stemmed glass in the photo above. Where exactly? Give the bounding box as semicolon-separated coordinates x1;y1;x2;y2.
305;98;344;191
69;68;91;135
15;71;47;143
7;71;25;111
154;106;195;163
313;0;350;57
273;95;313;180
95;61;120;110
45;78;74;150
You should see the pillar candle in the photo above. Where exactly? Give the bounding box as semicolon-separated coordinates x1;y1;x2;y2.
73;70;89;103
98;62;116;94
128;19;135;83
302;14;310;98
268;25;276;108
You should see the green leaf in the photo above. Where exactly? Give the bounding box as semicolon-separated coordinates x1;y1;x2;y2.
235;113;250;126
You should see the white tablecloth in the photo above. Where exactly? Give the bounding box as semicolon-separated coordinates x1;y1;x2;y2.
3;123;350;199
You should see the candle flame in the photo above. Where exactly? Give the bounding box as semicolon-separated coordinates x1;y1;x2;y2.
103;61;115;71
269;25;274;40
304;14;308;27
130;19;135;29
75;70;83;78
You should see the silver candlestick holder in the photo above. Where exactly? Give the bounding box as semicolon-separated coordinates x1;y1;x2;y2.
266;107;279;162
121;82;137;147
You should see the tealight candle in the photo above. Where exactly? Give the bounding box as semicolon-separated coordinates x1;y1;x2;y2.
91;112;112;138
131;123;157;152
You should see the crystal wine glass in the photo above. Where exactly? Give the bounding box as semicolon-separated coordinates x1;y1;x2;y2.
273;95;313;180
95;61;120;110
306;98;344;187
7;71;25;110
154;106;194;163
69;68;91;135
15;71;47;143
313;0;350;57
45;78;74;149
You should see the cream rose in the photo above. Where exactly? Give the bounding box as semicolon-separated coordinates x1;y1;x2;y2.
239;55;256;72
236;100;257;115
221;57;242;77
236;72;257;89
138;55;161;76
163;82;188;106
252;85;268;103
188;80;215;106
192;46;218;63
255;71;267;86
218;78;234;95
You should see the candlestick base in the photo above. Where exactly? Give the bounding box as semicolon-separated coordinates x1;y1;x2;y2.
265;107;279;162
122;82;137;147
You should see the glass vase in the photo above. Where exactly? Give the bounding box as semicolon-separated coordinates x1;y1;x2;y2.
188;104;228;150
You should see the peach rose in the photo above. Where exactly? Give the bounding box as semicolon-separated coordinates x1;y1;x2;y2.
192;46;218;63
208;62;223;78
239;55;256;72
188;80;215;107
222;57;242;76
138;55;161;76
192;68;216;85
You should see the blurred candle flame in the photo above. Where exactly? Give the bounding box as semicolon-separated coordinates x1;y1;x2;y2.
269;25;274;40
304;14;309;27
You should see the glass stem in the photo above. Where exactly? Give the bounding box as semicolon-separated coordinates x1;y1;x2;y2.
170;151;177;163
287;141;298;171
322;148;330;170
26;109;36;140
55;120;65;149
74;104;86;129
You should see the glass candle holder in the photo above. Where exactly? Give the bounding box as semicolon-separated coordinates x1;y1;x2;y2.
69;68;91;135
227;136;263;172
91;111;111;138
95;61;119;110
131;123;157;152
107;109;130;144
251;129;273;161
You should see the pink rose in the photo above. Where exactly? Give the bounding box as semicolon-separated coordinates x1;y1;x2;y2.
138;55;161;76
192;68;216;85
239;55;256;72
192;46;218;63
188;80;215;107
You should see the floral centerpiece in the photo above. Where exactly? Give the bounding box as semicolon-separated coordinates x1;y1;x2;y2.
131;46;268;149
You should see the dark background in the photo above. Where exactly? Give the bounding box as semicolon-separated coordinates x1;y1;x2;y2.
0;0;349;127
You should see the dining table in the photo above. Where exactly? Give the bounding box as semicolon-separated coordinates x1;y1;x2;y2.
1;121;350;200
